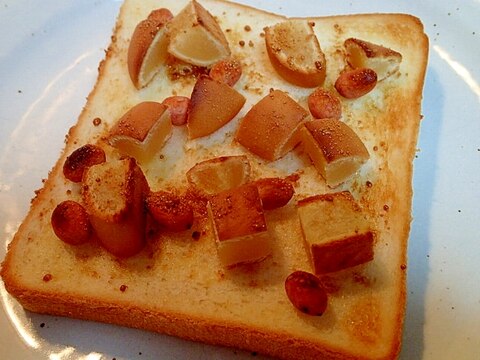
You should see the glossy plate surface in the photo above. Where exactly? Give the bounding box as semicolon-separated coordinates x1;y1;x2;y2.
1;0;479;359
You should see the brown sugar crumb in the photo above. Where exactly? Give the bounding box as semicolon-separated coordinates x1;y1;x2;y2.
120;284;128;292
239;40;245;47
400;264;407;270
92;117;101;126
373;145;379;151
366;181;373;188
383;204;390;211
192;231;201;240
244;25;251;31
248;40;254;47
43;273;53;282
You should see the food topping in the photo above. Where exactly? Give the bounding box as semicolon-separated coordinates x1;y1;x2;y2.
63;144;106;183
209;58;242;87
186;155;251;195
297;192;375;274
108;102;172;163
300;118;369;187
235;90;308;161
82;158;149;258
51;200;92;245
187;75;245;139
344;38;402;81
265;19;326;87
252;177;294;210
167;0;231;67
285;270;328;316
146;191;194;231
162;96;190;126
307;88;342;120
127;8;173;88
207;183;271;267
335;67;377;99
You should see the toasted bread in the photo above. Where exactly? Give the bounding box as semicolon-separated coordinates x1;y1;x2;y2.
0;0;428;359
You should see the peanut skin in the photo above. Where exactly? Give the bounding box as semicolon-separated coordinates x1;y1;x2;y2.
335;68;377;99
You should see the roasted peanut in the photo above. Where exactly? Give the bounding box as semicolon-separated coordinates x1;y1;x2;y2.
63;144;106;182
162;96;190;126
253;178;294;210
209;58;242;87
51;200;92;245
307;88;342;119
285;270;328;316
335;68;377;99
146;191;194;231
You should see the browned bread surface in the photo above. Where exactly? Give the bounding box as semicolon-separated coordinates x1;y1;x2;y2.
1;0;428;359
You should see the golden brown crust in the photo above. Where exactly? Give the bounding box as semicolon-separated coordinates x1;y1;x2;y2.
0;1;429;359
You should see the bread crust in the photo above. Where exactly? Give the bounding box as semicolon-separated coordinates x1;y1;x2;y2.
1;1;429;359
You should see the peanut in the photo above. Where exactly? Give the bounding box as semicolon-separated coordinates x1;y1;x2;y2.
285;270;328;316
335;68;377;99
51;200;92;245
307;88;342;119
63;144;106;183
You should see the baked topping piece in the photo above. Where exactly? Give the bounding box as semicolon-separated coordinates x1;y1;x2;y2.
252;177;294;210
307;88;342;120
209;58;242;87
285;270;328;316
63;144;106;183
335;67;377;99
51;200;92;245
146;191;194;232
344;38;402;81
187;75;245;139
300;118;369;187
82;157;149;258
127;8;173;88
207;183;271;267
265;19;326;87
108;102;172;163
235;90;308;161
186;155;251;195
167;0;230;67
297;191;375;274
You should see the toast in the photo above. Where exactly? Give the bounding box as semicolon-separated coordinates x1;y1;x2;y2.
0;0;428;359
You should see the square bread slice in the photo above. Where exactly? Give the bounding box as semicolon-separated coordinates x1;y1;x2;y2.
0;0;428;359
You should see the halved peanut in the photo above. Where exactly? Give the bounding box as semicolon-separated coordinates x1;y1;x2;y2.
285;270;328;316
51;200;92;245
344;38;402;81
146;191;194;232
209;58;242;87
253;178;294;210
307;88;342;120
335;68;377;99
63;144;106;183
162;96;190;126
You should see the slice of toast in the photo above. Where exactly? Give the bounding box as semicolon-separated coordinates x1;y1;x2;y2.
0;0;428;359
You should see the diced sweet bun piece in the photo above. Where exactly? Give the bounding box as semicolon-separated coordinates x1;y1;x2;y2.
265;19;326;87
127;8;173;88
187;75;245;139
300;118;369;187
108;102;172;163
167;0;230;67
235;90;308;161
146;191;194;232
297;191;375;274
344;38;402;81
186;155;251;195
82;157;149;258
207;183;271;267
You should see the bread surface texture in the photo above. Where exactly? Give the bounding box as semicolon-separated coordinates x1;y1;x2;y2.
1;0;428;359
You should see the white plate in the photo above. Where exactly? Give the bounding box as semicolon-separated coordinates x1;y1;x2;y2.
1;0;479;359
